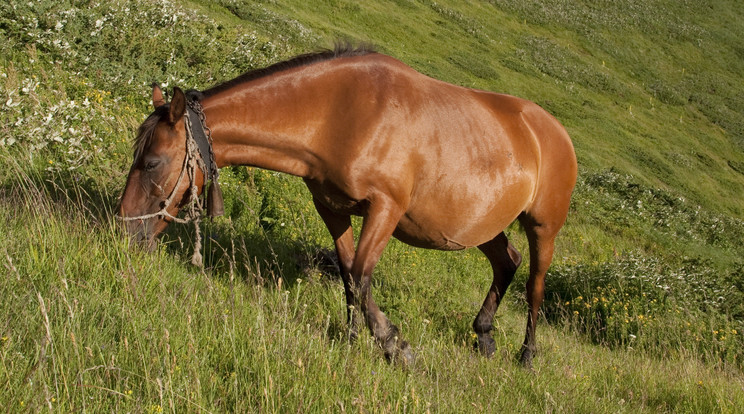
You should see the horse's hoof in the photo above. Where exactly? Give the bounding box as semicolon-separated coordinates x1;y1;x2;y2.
475;334;496;357
395;343;416;367
519;347;535;370
384;339;415;367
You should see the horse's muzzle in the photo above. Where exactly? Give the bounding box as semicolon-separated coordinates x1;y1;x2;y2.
120;217;158;252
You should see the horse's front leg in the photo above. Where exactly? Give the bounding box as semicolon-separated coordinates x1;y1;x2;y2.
312;198;361;340
350;194;414;365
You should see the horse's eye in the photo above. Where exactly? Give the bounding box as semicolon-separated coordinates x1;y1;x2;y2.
144;160;160;172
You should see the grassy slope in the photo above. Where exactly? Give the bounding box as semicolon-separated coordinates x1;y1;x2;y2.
1;0;743;412
257;0;744;214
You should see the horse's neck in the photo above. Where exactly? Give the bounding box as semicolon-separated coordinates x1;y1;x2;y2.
202;75;324;178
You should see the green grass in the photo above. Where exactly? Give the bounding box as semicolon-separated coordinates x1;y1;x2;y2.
2;0;744;412
3;182;744;412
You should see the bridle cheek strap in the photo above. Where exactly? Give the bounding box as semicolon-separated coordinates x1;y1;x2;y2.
186;100;224;217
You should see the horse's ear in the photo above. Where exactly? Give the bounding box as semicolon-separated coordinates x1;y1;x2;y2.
152;83;166;108
168;87;186;125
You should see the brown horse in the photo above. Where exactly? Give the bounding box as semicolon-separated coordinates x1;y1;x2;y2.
119;45;577;367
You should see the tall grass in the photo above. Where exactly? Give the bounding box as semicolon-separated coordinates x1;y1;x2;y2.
2;0;744;411
3;159;744;412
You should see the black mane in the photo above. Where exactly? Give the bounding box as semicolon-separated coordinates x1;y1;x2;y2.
132;105;169;164
201;42;377;98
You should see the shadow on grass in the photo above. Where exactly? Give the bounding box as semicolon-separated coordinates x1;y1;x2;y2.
157;212;343;290
0;157;342;292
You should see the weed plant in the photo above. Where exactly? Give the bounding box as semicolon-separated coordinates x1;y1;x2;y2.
545;253;743;367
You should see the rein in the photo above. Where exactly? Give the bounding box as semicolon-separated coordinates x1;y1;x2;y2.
118;98;223;267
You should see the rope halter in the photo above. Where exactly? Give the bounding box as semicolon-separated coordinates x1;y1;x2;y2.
118;98;221;267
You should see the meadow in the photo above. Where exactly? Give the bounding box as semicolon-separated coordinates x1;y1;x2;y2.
1;0;743;412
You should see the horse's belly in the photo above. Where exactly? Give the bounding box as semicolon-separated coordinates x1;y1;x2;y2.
392;223;471;250
393;218;506;250
394;180;532;250
393;214;513;250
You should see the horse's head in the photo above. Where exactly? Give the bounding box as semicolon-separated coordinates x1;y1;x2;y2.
118;84;205;249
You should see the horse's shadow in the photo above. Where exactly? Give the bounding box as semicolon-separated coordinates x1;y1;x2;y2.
11;165;340;292
160;212;356;342
160;217;341;289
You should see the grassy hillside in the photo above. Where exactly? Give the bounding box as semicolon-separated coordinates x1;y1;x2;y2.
1;0;743;412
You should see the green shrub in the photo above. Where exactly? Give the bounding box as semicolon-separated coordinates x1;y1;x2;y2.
545;252;744;368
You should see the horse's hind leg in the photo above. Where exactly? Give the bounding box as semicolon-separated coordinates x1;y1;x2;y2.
473;232;522;356
518;213;564;368
516;110;577;368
